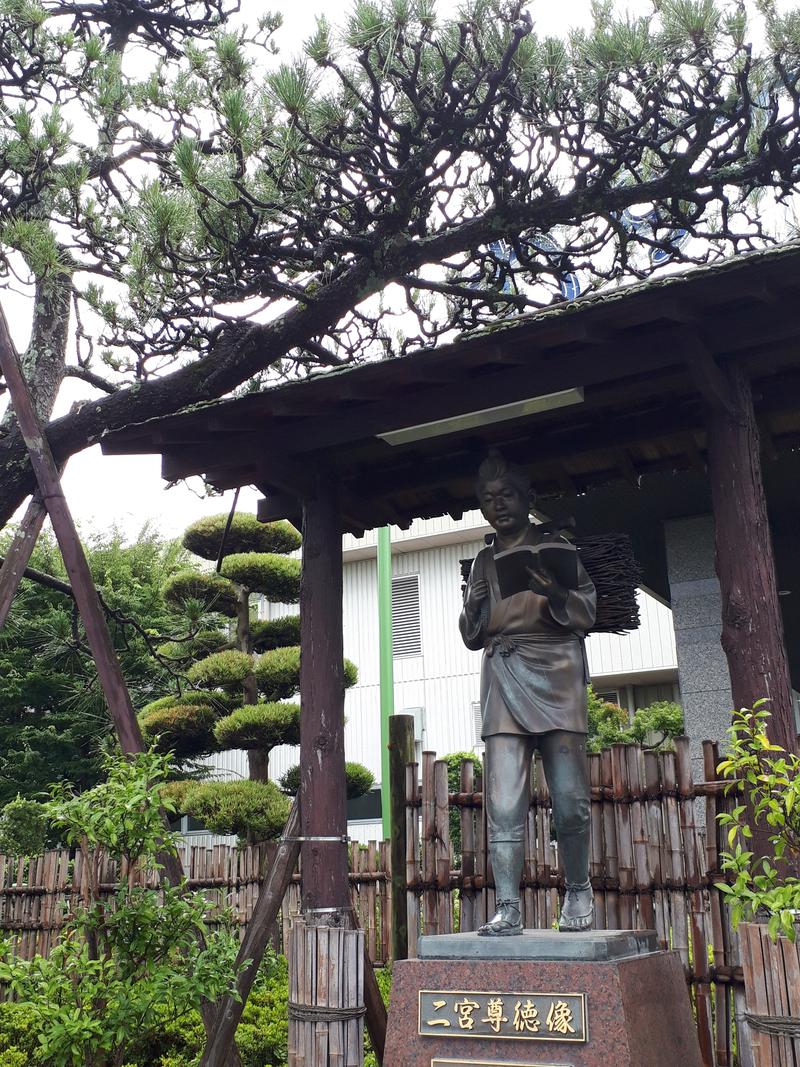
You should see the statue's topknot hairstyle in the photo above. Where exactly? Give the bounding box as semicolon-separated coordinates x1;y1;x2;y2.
475;449;531;498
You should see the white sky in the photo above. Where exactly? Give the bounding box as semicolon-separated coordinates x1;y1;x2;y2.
0;0;730;540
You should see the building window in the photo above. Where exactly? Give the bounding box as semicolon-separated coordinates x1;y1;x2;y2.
392;574;422;657
595;689;622;707
472;700;484;752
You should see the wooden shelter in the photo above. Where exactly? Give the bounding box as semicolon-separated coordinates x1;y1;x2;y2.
105;242;800;703
101;244;800;1060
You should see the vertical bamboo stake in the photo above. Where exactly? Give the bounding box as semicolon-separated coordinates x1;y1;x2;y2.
611;744;634;929
459;759;476;933
405;762;420;958
626;745;653;930
421;751;437;935
600;748;620;929
589;753;605;929
388;715;414;960
433;760;451;935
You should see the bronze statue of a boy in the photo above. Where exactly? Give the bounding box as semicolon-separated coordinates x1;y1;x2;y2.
459;451;596;935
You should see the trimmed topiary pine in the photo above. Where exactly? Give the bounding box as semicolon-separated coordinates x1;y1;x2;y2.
220;553;301;601
214;703;301;752
137;691;230;717
279;761;375;800
176;779;290;841
139;704;219;759
162;571;238;617
187;649;253;691
251;615;301;652
183;514;301;561
255;646;357;701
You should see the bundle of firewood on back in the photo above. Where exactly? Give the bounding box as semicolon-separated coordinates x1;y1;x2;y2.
459;523;642;635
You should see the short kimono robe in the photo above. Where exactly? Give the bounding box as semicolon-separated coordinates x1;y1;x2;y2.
459;533;597;737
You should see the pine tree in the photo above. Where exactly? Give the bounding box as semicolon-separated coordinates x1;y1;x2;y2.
140;511;365;840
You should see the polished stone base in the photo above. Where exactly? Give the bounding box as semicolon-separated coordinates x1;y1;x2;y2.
385;942;702;1067
417;928;658;962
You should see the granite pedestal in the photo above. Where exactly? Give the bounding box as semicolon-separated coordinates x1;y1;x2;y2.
385;931;702;1067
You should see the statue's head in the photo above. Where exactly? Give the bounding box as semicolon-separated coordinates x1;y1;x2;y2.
475;450;533;536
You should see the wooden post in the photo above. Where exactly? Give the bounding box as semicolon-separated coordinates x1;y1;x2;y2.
0;303;243;1067
705;361;797;754
389;714;415;961
299;473;350;918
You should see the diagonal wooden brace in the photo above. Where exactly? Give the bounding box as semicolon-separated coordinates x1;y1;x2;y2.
0;301;243;1065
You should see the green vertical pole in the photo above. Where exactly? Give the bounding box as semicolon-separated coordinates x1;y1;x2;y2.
377;525;394;839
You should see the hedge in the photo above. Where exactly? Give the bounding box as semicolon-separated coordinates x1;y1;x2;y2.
251;614;301;652
220;553;301;602
187;649;252;690
162;570;238;617
254;646;357;700
139;704;218;759
179;780;289;841
183;513;301;561
280;760;374;800
214;703;301;751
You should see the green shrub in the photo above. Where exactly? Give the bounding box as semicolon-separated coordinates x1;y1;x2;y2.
280;761;374;800
0;1000;44;1063
255;647;357;700
586;686;630;752
255;645;301;699
140;691;230;718
0;797;48;857
181;780;290;840
214;703;301;751
442;752;483;861
139;704;218;759
188;649;252;690
183;513;301;561
162;570;238;617
220;553;301;602
251;614;301;652
628;700;684;745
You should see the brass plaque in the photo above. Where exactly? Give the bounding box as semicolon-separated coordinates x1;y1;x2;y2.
419;990;586;1043
432;1060;571;1067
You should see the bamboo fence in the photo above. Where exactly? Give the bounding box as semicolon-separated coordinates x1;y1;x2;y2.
0;840;392;968
0;737;755;1066
405;737;745;1067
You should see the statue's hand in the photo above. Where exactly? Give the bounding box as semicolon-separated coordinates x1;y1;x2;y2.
526;563;565;603
465;578;489;613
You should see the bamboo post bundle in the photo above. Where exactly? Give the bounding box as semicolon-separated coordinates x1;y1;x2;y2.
459;759;476;933
610;744;635;929
523;779;536;929
660;750;689;970
588;753;606;929
288;919;365;1067
625;745;654;930
533;752;551;926
433;760;452;935
405;762;420;959
599;748;620;929
421;752;437;936
476;765;488;929
643;750;668;949
675;739;714;1065
740;921;800;1067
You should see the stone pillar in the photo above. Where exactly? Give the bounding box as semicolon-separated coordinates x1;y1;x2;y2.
664;515;733;786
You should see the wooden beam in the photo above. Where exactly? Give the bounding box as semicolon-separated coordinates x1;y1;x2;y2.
256;491;302;525
681;332;736;413
706;361;797;754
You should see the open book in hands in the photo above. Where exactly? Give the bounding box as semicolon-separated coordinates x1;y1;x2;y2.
493;542;579;600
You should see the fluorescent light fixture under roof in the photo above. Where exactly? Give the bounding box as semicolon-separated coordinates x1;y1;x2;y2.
377;387;585;447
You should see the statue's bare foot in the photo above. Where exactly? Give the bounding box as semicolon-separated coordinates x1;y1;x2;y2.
478;898;523;936
558;880;594;932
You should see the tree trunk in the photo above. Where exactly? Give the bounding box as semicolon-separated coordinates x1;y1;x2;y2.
706;361;797;754
298;473;350;918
